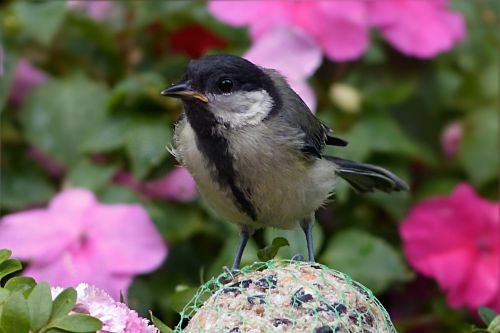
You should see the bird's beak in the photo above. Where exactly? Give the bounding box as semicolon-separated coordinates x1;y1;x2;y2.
161;82;208;103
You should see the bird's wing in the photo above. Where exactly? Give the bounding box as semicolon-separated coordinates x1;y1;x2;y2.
263;68;347;158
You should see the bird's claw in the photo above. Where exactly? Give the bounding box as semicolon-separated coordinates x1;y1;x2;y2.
219;266;241;284
291;253;306;262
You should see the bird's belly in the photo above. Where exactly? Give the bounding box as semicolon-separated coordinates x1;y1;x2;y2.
191;157;336;229
235;156;336;229
175;122;336;229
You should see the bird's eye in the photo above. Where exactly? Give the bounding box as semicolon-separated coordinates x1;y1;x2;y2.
218;79;233;94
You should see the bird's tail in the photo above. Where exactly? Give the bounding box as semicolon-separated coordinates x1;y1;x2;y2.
324;156;409;194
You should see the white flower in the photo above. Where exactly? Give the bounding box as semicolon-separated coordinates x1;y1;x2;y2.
51;283;159;333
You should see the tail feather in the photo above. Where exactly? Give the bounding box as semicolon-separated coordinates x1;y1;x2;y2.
325;156;409;194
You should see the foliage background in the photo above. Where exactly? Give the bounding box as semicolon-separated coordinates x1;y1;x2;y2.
0;1;498;332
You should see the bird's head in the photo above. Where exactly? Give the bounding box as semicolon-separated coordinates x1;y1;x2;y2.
161;55;282;127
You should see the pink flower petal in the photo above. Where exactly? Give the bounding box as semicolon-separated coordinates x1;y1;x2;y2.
369;0;466;58
245;26;322;81
67;0;113;21
1;188;166;300
296;1;369;61
457;252;500;308
25;249;132;300
244;27;320;111
400;183;499;311
441;121;463;158
208;1;266;27
143;167;197;202
0;210;77;265
48;188;97;226
87;204;167;275
9;59;48;106
423;247;472;292
208;1;291;39
487;289;500;313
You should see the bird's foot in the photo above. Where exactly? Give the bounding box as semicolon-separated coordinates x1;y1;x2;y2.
291;253;306;262
291;253;320;269
219;266;241;284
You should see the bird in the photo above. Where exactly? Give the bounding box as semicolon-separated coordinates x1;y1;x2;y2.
161;54;409;270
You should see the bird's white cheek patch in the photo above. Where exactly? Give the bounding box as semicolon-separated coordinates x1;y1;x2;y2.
208;90;274;127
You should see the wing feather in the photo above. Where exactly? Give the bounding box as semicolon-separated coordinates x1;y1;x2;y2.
262;68;347;158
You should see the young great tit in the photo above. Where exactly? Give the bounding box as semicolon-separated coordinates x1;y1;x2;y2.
161;55;408;270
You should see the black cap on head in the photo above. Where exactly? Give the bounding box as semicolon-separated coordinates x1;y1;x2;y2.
184;55;278;97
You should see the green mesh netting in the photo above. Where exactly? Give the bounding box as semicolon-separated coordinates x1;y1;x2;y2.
175;259;396;333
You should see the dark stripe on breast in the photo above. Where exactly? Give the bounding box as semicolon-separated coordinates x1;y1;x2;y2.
184;101;257;221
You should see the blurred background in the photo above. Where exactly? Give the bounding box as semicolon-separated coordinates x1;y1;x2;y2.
0;1;498;332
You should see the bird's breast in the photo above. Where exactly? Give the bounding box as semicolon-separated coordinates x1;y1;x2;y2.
174;119;337;229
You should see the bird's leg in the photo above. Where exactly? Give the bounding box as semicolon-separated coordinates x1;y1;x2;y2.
300;214;316;262
231;226;252;270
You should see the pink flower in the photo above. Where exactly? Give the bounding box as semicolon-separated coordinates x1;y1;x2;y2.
369;0;466;58
0;188;167;300
51;283;159;333
67;0;112;21
209;0;369;61
400;184;499;311
143;167;197;202
9;58;48;106
244;27;321;111
209;0;466;60
440;121;463;158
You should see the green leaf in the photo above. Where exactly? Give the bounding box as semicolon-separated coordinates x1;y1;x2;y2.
0;250;11;265
13;1;66;45
264;224;324;260
0;292;30;333
170;286;201;314
327;113;435;164
320;229;412;294
21;75;110;167
81;117;128;153
488;316;500;333
149;311;173;333
0;52;16;112
0;259;22;281
458;109;499;186
27;281;53;331
50;314;102;332
51;288;77;321
0;288;10;304
99;184;142;204
124;118;172;179
44;329;68;333
257;237;290;261
66;159;118;192
108;72;165;109
0;166;56;210
146;203;207;241
4;277;36;295
363;75;417;106
479;307;499;326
